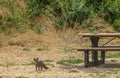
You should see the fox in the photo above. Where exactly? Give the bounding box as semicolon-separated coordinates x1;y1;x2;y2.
33;58;48;71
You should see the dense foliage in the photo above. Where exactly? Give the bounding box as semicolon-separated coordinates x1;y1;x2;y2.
0;0;120;34
27;0;120;31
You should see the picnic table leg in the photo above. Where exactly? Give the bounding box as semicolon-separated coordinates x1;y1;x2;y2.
84;50;89;67
101;51;105;64
90;36;100;66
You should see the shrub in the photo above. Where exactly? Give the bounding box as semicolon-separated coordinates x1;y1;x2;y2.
113;19;120;31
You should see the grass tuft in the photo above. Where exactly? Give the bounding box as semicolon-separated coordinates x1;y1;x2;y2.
57;56;83;66
36;46;49;51
106;52;120;58
64;48;73;52
22;47;30;51
16;76;28;78
44;59;54;62
110;59;118;63
69;69;79;73
26;61;34;65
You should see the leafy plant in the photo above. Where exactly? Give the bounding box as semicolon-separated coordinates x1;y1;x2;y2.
113;19;120;31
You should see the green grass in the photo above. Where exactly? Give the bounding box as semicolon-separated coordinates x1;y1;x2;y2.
56;56;83;66
110;59;118;63
44;59;54;62
22;47;30;51
63;48;73;52
102;69;119;74
26;61;34;65
98;74;107;78
46;63;55;67
69;69;79;73
16;76;28;78
36;46;49;51
36;47;43;51
106;52;120;58
4;62;16;67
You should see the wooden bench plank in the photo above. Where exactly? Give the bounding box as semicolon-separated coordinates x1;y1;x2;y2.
76;47;120;51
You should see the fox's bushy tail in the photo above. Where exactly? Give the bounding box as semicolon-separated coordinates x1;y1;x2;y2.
43;65;49;69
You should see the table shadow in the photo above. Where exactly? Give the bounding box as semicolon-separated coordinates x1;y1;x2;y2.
59;63;120;73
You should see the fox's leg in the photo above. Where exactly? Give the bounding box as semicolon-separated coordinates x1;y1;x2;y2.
41;66;43;70
35;65;37;71
38;66;40;70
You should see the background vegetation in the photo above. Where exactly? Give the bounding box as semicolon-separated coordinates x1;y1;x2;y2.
0;0;120;34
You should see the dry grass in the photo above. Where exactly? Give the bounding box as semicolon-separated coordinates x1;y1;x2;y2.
0;17;120;78
0;0;120;78
0;44;120;78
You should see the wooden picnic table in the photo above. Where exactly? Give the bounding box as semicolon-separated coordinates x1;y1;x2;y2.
77;33;120;67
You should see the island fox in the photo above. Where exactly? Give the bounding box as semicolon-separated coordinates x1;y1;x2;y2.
33;58;48;71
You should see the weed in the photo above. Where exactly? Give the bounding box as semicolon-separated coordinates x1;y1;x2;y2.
64;48;73;52
26;61;34;65
110;59;118;63
116;75;120;78
102;69;118;74
16;76;28;78
108;69;118;74
44;59;54;62
56;57;83;66
106;52;120;58
36;46;48;51
98;74;107;78
22;47;30;51
69;69;79;73
36;47;43;51
46;63;55;67
4;61;16;67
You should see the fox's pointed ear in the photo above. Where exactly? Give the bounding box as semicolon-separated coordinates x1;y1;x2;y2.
36;57;39;60
33;58;35;60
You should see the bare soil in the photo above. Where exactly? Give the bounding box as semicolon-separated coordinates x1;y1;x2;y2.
0;45;120;78
0;1;120;77
0;30;120;78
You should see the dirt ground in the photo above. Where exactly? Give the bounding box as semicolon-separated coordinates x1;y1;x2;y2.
0;45;120;78
0;30;120;78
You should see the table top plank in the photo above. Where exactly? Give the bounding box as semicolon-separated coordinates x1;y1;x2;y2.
79;33;120;37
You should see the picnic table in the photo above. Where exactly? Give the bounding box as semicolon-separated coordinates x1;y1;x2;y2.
76;33;120;67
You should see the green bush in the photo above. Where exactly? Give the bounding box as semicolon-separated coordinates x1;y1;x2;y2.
113;19;120;31
0;0;120;33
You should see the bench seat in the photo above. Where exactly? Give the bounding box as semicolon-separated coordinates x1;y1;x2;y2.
76;47;120;51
